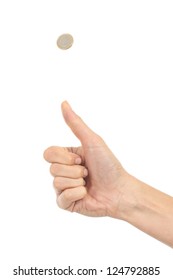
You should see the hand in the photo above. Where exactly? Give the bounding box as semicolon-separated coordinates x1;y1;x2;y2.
44;101;131;218
44;101;173;247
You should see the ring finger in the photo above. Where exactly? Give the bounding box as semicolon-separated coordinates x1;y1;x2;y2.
53;176;86;192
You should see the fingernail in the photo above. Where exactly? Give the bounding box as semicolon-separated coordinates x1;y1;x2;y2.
84;168;88;177
75;157;82;165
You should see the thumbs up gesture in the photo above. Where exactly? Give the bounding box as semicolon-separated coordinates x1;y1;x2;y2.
44;102;173;247
44;101;130;219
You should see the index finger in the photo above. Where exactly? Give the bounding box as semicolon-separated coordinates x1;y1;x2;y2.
43;146;81;165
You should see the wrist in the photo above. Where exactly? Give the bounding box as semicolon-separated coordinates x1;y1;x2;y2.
113;173;141;221
115;174;173;247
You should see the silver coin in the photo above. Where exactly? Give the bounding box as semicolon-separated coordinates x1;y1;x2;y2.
57;34;74;50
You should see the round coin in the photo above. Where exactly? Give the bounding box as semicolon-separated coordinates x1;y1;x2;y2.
57;34;74;50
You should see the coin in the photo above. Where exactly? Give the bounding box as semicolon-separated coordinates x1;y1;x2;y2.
57;34;74;50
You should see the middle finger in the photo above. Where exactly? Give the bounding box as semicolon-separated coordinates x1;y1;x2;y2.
50;163;88;179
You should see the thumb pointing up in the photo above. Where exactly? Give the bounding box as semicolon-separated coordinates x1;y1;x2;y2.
61;101;101;146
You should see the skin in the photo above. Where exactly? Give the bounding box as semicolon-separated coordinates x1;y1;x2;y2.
44;101;173;248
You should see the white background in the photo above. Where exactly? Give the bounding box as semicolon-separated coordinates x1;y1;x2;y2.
0;0;173;279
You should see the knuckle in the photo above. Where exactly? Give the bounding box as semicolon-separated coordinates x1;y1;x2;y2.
53;177;60;188
50;163;60;176
43;146;56;161
93;133;104;145
50;164;55;176
56;197;63;209
43;149;50;161
53;177;57;187
63;190;72;201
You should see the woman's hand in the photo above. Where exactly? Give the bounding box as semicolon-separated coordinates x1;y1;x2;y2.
44;101;130;218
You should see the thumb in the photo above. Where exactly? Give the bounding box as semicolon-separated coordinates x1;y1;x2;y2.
61;101;100;145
